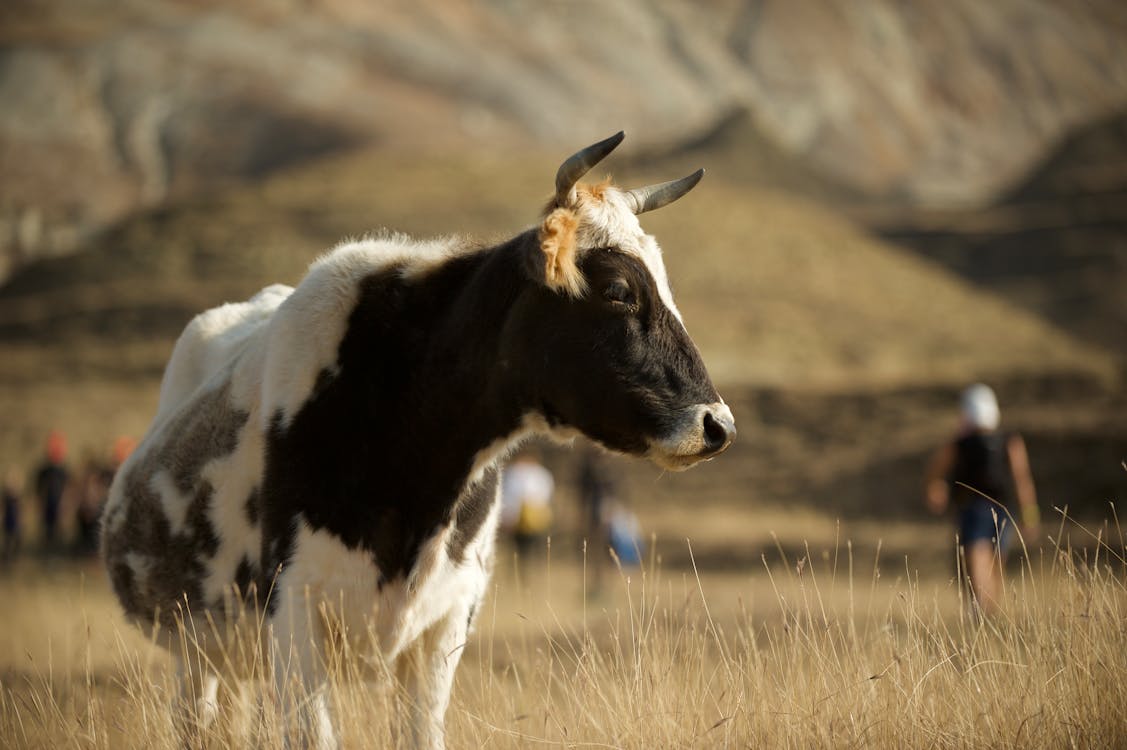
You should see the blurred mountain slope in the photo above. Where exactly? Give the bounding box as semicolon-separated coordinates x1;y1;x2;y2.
0;145;1118;505
0;147;1112;391
3;0;1126;273
728;0;1127;205
878;108;1127;355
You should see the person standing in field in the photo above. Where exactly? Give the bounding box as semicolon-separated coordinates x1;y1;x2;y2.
925;383;1040;616
1;469;22;563
74;458;111;557
34;431;70;553
578;446;614;590
500;449;555;560
74;435;133;558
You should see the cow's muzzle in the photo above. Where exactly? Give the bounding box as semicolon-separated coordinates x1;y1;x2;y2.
648;402;736;471
700;404;737;456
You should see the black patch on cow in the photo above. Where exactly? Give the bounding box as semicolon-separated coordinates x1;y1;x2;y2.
310;367;337;401
262;494;299;616
258;231;718;587
446;467;499;563
245;487;261;526
465;596;482;633
110;561;140;618
234;556;257;600
261;251;527;582
102;380;249;626
206;555;264;618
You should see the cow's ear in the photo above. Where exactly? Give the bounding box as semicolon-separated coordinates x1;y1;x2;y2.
538;207;587;297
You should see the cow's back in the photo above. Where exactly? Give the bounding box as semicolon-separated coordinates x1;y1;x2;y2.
157;284;292;419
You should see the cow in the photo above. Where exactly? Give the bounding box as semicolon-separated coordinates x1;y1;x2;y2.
100;132;735;749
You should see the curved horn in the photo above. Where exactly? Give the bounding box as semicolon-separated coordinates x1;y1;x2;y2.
624;169;705;215
555;131;625;206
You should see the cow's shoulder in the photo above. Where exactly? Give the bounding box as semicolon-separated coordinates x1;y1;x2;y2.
260;234;471;427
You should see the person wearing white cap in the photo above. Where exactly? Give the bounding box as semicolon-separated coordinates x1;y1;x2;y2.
924;384;1040;616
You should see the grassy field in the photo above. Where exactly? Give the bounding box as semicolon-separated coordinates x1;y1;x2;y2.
1;140;1123;748
0;505;1124;749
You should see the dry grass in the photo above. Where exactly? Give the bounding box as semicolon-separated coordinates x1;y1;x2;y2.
0;510;1124;749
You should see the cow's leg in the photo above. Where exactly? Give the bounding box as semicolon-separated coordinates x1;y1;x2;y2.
394;605;472;750
269;596;338;750
172;659;219;747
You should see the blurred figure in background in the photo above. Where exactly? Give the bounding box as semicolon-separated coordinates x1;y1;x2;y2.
75;461;110;557
34;430;70;553
605;501;644;568
500;449;554;561
2;469;22;563
73;435;134;558
925;384;1040;616
577;447;646;588
578;446;613;589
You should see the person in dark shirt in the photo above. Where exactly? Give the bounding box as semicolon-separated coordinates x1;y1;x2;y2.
34;431;70;552
2;469;22;562
925;384;1039;616
75;459;113;557
578;446;616;593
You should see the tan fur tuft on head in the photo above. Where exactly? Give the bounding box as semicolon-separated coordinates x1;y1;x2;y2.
579;178;613;202
538;208;587;297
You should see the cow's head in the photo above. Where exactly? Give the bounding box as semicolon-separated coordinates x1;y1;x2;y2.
505;132;735;471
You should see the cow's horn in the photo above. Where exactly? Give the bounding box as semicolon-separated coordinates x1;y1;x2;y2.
555;131;625;206
625;169;705;215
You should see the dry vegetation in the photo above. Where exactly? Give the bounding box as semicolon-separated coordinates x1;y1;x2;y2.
0;507;1125;749
1;124;1122;750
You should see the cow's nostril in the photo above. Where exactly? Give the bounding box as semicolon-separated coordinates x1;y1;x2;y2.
702;410;735;454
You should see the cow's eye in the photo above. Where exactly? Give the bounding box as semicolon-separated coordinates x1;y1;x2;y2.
603;279;635;306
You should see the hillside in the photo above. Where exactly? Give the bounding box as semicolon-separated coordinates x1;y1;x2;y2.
0;148;1116;469
3;0;1127;275
876;109;1127;356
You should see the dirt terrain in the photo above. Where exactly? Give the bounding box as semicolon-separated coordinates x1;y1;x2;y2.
1;2;1124;569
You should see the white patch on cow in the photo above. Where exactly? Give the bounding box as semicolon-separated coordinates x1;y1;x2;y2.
573;187;684;324
646;401;734;471
150;470;191;536
467;412;572;485
125;552;152;591
159;284;292;421
103;488;127;535
522;412;585;445
378;503;498;657
261;235;471;428
201;420;265;608
468;437;515;486
273;511;496;664
273;522;384;647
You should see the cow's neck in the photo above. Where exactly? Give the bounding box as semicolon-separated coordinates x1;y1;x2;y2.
397;233;536;457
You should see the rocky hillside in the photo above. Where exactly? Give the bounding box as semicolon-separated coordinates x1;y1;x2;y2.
0;146;1113;388
878;109;1127;356
0;149;1118;503
3;0;1127;274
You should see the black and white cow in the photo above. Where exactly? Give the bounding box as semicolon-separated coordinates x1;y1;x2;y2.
101;132;735;748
